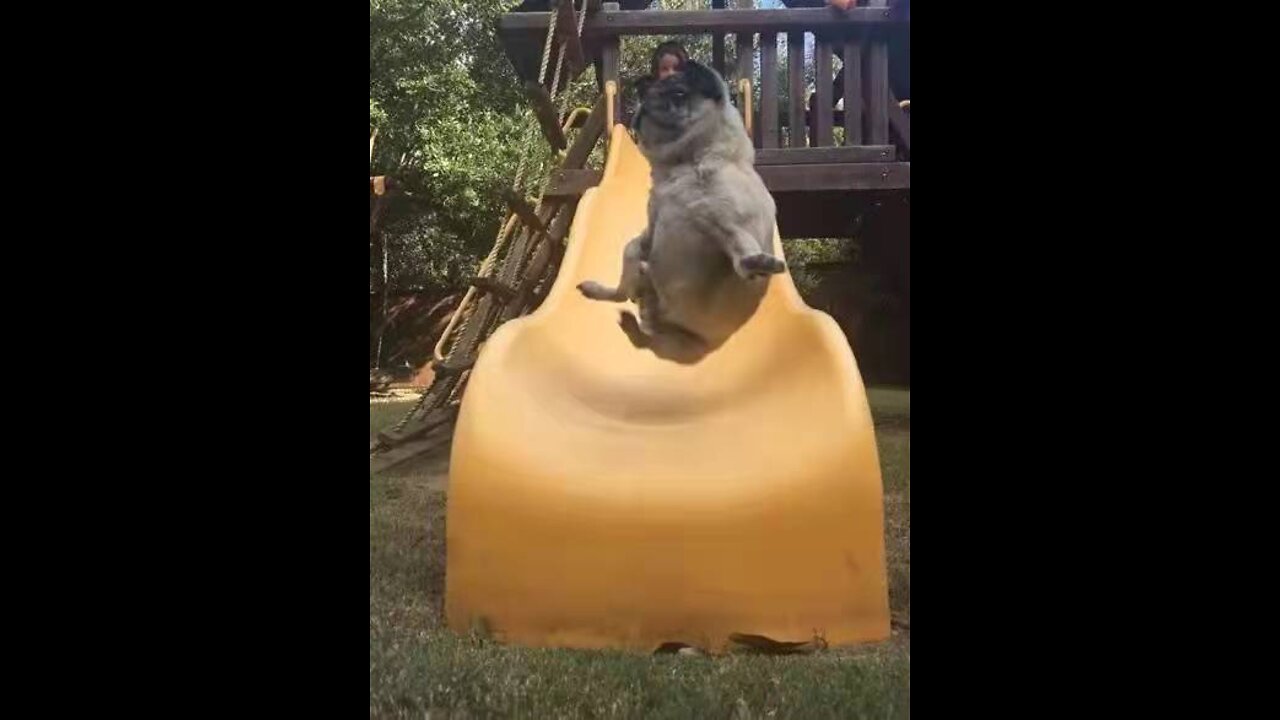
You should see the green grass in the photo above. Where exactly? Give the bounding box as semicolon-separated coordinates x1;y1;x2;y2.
868;388;910;429
370;400;424;438
370;389;910;718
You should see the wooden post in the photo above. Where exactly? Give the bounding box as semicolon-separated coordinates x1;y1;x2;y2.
842;36;863;145
865;37;889;144
734;0;753;86
712;0;726;76
736;33;753;84
369;192;388;241
760;32;778;149
814;39;833;147
736;32;753;144
787;32;805;148
865;0;889;144
600;3;621;126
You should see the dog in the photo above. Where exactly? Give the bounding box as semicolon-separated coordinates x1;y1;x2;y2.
576;60;785;363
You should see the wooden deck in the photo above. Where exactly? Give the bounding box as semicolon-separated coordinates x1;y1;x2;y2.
543;162;908;198
541;143;907;239
546;140;904;181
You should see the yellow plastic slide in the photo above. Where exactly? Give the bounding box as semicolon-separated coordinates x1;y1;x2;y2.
445;125;888;651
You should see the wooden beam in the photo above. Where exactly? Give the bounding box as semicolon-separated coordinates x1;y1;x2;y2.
754;146;895;165
546;198;580;243
814;39;833;147
756;162;909;192
565;95;609;169
771;188;894;239
469;276;518;302
787;32;805;148
540;156;909;197
500;234;559;322
371;409;458;473
760;33;778;149
503;189;549;234
502;35;546;87
500;8;902;38
374;405;458;450
563;96;607;170
524;81;568;151
554;0;587;75
544;169;603;198
842;36;863;145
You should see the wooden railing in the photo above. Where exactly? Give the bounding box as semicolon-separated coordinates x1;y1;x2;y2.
500;3;907;154
760;28;891;150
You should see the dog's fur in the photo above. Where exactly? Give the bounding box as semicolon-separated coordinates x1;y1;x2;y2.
577;60;785;363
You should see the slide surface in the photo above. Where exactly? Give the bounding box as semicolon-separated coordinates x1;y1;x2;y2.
445;125;889;651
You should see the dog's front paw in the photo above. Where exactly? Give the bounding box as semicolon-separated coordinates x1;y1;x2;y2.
736;253;787;279
618;311;651;348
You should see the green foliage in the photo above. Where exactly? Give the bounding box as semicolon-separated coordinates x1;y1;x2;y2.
370;0;533;290
783;237;849;296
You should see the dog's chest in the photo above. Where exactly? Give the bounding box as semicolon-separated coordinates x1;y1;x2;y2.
649;167;727;222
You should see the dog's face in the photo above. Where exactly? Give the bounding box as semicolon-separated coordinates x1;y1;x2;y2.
632;60;727;149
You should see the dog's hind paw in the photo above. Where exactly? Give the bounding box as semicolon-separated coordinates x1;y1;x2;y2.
737;253;787;279
578;281;612;300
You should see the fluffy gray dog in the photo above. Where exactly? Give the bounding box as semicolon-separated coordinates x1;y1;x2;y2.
577;60;786;364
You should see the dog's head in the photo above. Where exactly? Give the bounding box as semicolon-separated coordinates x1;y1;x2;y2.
631;60;730;152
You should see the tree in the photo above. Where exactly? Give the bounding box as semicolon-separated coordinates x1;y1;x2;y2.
370;0;536;291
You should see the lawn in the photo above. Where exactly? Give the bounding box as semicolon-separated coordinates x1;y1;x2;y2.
370;387;910;718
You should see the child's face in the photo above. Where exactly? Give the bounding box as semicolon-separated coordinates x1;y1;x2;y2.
656;53;681;80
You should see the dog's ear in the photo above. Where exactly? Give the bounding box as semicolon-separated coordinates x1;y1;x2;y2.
633;75;654;99
680;60;725;103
